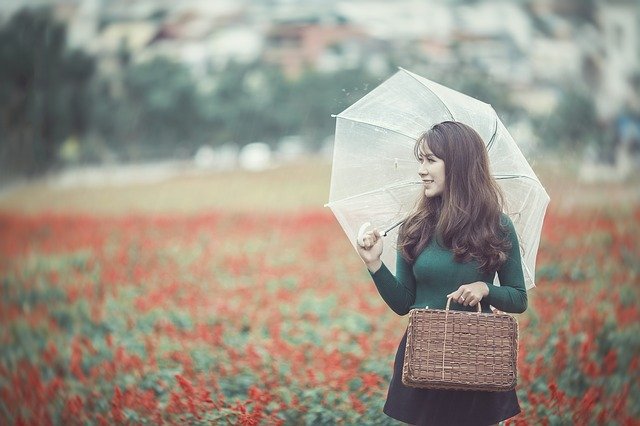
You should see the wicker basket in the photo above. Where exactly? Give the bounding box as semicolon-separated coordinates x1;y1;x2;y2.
402;298;518;392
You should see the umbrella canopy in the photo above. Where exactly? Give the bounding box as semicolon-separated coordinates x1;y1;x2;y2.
325;68;549;290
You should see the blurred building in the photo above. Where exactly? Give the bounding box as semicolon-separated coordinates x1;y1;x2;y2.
529;37;583;83
336;0;453;42
143;1;255;77
582;0;640;121
262;15;368;78
453;1;533;84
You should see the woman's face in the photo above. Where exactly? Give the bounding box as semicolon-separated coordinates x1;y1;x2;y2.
417;144;445;198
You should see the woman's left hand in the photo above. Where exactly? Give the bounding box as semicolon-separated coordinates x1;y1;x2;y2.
447;282;490;307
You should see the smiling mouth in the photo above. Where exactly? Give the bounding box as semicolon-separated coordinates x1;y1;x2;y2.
423;180;434;184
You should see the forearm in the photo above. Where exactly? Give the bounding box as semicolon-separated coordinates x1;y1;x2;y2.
484;283;528;313
485;215;528;314
369;262;415;315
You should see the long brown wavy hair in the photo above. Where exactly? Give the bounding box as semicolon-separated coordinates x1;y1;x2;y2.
397;121;511;274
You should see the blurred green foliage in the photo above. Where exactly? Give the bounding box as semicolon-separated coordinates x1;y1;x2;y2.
92;58;210;160
441;71;519;123
0;7;95;177
96;60;380;160
533;87;608;155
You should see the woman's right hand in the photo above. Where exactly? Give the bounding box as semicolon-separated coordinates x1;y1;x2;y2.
356;228;383;272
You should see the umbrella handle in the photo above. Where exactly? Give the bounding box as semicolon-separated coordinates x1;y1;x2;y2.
382;219;405;236
357;222;372;247
358;219;407;245
358;219;406;245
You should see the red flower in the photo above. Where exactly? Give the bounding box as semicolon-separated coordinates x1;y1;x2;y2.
111;386;124;423
247;386;271;406
69;338;85;382
42;341;58;365
349;394;366;415
548;380;567;407
584;360;600;378
64;395;84;417
553;331;568;373
602;349;618;375
360;372;382;395
573;387;601;424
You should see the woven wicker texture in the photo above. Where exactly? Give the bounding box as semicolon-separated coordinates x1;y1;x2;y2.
402;300;518;392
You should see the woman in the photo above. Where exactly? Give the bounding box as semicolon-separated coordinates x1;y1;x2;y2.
356;121;527;426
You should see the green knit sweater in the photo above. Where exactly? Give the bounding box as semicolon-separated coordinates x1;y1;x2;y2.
369;214;528;315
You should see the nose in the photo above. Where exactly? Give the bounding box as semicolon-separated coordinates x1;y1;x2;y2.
418;162;429;176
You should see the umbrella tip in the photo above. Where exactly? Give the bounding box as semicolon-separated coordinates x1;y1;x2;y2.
330;114;338;118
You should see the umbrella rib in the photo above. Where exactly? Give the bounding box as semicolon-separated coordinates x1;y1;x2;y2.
325;181;422;206
486;118;499;152
400;68;456;120
494;174;543;185
335;116;418;140
401;68;504;150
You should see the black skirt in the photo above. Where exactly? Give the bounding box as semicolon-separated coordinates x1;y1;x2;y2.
383;329;521;426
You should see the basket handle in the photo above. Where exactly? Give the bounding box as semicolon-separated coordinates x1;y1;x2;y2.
445;296;481;313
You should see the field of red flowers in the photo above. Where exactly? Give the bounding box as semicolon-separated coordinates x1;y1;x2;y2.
1;175;639;424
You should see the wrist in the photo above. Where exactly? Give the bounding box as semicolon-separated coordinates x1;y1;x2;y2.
482;282;491;297
366;259;382;273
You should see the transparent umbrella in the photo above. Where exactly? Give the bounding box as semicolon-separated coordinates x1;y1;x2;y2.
325;68;550;290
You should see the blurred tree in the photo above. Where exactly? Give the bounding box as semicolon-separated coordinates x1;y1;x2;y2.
0;7;95;178
439;71;520;123
289;68;379;148
203;61;285;146
533;87;606;154
98;57;209;160
204;62;377;148
90;60;378;160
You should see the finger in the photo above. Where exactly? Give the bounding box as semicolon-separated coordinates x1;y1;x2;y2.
367;232;378;246
458;288;470;305
369;230;380;245
447;290;462;302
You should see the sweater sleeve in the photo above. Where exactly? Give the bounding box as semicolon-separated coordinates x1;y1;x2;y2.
484;215;528;313
368;250;417;316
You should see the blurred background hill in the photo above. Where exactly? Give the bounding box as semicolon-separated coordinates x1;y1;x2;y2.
0;0;638;194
